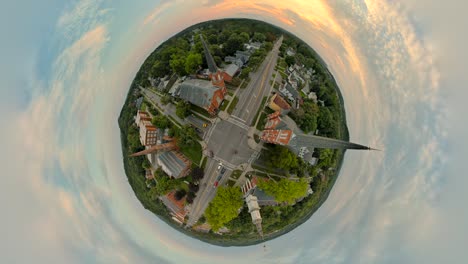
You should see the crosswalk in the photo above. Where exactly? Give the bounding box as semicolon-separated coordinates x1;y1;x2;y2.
248;150;261;164
227;115;249;130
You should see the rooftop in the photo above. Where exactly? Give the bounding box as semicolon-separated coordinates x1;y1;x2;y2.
158;151;190;178
224;63;239;77
260;130;294;145
271;93;291;110
176;79;218;108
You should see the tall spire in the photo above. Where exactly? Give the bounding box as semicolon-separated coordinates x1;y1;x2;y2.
200;35;218;73
246;194;264;239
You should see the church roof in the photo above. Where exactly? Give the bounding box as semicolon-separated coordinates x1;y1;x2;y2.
176;79;218;108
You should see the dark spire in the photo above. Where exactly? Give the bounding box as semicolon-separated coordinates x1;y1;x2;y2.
200;35;218;73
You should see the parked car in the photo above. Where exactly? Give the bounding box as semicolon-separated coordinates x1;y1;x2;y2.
213;174;223;188
217;162;223;170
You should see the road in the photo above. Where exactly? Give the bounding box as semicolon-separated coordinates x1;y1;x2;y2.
232;36;283;125
186;158;232;227
186;37;283;227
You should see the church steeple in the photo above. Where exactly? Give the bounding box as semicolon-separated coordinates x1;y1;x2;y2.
200;34;226;91
246;194;264;239
200;34;218;73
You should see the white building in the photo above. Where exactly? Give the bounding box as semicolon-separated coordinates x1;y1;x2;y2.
246;194;263;238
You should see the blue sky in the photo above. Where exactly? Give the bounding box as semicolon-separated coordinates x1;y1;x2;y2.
0;0;467;263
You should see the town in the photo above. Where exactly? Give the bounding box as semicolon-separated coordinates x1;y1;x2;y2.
119;19;371;245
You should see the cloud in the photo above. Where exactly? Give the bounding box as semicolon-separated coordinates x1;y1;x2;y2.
1;0;463;263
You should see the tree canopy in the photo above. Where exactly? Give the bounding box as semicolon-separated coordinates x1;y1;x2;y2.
257;178;309;204
252;32;266;42
152;115;170;129
176;101;191;119
204;187;243;231
265;145;298;171
185;52;202;74
289;100;319;133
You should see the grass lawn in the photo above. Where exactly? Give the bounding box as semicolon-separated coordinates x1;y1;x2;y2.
191;104;211;118
231;170;243;180
227;96;239;114
226;179;236;187
254;134;260;144
256;112;267;130
180;141;203;165
219;100;230;111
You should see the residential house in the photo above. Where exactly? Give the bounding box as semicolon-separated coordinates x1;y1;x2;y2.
268;93;291;113
222;63;240;82
159;190;187;224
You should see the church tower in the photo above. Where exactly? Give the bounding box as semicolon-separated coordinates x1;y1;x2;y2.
200;35;227;95
246;194;264;238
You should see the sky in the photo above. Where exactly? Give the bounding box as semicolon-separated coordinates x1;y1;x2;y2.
0;0;467;263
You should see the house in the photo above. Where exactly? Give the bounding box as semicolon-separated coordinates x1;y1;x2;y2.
145;169;154;180
286;48;296;56
222;63;240;82
159;190;187;224
279;83;300;105
308;92;318;103
244;42;262;51
268;93;291;113
157;150;191;179
264;111;282;130
135;97;144;109
225;50;251;68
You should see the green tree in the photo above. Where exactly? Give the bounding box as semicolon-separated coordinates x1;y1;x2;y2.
149;171;176;198
263;42;273;51
239;67;252;79
185;52;202;74
257;178;309;204
176;101;191;119
239;32;250;43
224;33;244;55
208;34;218;44
160;94;171;105
142;158;152;169
176;125;197;148
317;106;336;136
170;54;187;76
285;55;295;66
152;115;170;129
266;145;298;171
252;32;266;42
204;187;243;231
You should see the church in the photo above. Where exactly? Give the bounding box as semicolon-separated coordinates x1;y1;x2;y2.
174;35;227;116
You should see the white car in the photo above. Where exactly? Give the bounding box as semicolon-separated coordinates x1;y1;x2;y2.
217;163;223;170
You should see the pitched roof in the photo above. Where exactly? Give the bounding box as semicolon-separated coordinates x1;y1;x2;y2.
158;151;190;178
160;190;186;216
224;64;239;77
272;94;291;110
260;130;294;145
176;79;218;108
